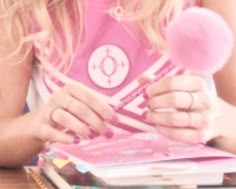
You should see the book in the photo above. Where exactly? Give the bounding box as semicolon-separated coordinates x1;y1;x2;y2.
41;156;198;189
41;158;236;189
49;133;236;167
40;133;236;187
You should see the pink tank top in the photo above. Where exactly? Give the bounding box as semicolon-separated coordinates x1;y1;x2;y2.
30;0;200;133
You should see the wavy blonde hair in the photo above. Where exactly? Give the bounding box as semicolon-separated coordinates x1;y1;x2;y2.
0;0;195;73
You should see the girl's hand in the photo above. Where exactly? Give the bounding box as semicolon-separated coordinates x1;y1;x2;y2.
33;83;118;145
144;75;230;144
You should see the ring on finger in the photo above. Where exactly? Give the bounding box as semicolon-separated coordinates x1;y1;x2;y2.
65;98;75;111
186;111;192;127
49;108;58;125
49;98;75;125
187;91;195;111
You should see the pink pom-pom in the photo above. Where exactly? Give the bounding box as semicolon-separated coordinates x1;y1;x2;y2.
166;7;234;75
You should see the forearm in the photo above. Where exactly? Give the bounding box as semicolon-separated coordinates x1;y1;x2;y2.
0;109;44;168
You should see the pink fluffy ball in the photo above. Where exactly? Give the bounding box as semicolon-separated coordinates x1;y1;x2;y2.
166;7;234;75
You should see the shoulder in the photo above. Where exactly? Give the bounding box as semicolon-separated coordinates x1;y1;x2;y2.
201;0;236;20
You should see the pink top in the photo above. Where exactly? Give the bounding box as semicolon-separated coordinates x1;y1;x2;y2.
29;0;200;133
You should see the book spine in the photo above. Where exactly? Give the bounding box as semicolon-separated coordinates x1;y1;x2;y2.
71;185;197;189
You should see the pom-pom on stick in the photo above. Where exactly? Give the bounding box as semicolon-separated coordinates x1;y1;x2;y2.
166;7;234;75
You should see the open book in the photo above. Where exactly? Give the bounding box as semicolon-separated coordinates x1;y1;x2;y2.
41;133;236;187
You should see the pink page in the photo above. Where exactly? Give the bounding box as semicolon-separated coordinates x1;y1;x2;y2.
50;133;236;167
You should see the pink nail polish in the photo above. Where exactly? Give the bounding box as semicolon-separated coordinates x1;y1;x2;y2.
142;111;148;119
143;91;149;99
142;111;154;124
108;114;119;125
105;129;114;139
73;136;80;144
147;103;151;109
89;129;100;139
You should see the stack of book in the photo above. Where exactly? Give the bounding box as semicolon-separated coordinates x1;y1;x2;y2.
40;133;236;189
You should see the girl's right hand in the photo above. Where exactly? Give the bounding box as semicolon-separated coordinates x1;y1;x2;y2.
33;82;118;145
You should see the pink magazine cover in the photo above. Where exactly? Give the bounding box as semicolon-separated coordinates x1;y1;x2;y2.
104;55;184;133
50;132;236;167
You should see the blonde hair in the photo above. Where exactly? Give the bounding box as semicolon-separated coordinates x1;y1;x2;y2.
0;0;195;74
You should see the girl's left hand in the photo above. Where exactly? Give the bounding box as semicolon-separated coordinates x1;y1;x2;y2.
144;74;228;144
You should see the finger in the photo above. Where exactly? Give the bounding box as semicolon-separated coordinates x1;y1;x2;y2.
148;91;211;110
44;91;73;124
145;110;209;129
66;99;108;134
40;124;75;144
157;125;204;144
47;90;71;109
137;75;153;85
51;108;90;137
65;83;117;123
146;75;208;98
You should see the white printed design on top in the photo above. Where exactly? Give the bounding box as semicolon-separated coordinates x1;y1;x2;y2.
88;45;130;88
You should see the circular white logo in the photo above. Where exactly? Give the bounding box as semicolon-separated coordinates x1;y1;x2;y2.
88;45;130;88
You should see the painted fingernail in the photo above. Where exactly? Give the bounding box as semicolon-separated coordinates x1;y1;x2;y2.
73;136;80;144
89;129;100;139
142;111;154;124
147;103;152;109
142;111;148;119
143;91;149;99
107;114;119;125
142;111;150;123
105;129;114;139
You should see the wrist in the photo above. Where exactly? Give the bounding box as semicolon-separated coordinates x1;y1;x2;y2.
206;103;236;153
24;108;47;145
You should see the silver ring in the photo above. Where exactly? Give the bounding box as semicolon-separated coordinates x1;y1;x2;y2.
65;99;74;111
187;91;194;111
49;108;57;125
186;111;192;127
49;99;74;124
